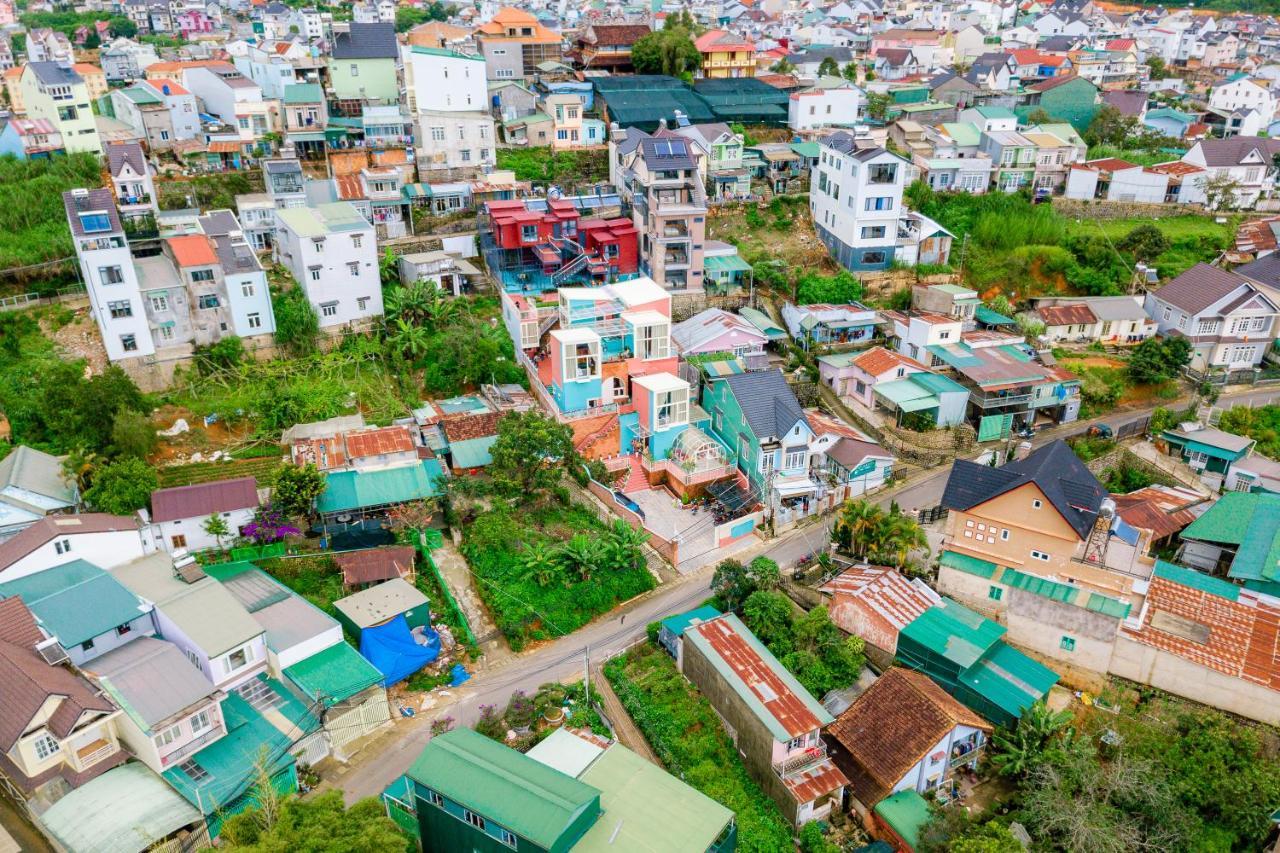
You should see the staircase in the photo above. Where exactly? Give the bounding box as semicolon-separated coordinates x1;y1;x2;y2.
575;414;619;456
620;454;651;494
537;311;559;338
552;252;592;284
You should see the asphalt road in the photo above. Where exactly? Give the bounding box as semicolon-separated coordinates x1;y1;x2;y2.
333;382;1280;802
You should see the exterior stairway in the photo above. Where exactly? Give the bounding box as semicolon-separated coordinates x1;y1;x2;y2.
575;414;619;456
619;454;651;494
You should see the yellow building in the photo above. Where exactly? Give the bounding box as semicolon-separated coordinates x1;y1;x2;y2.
74;63;108;102
694;29;755;79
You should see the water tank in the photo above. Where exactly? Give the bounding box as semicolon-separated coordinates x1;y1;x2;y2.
1099;497;1117;519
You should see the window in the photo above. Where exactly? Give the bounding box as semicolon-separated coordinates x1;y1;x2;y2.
58;105;78;121
349;63;358;76
1032;499;1042;509
247;312;262;330
430;125;445;142
868;163;898;184
862;250;887;265
309;266;322;282
189;709;212;734
521;225;538;242
864;196;893;211
787;736;806;750
784;447;807;470
357;296;370;311
351;234;362;249
480;149;489;161
321;302;338;318
426;789;443;807
1060;635;1076;652
197;294;219;310
241;282;255;298
463;810;486;831
108;300;133;318
1000;529;1009;541
99;265;125;285
860;225;887;239
191;269;214;283
224;644;253;673
347;261;359;276
988;585;1003;601
33;733;61;761
81;638;94;652
178;758;209;783
154;724;181;748
499;829;517;848
1031;549;1051;561
121;334;138;352
171;534;186;549
461;149;471;162
117;624;132;637
54;538;71;555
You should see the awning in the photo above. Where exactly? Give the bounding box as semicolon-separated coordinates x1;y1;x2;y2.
773;475;817;497
975;305;1014;326
402;183;432;199
41;763;203;853
206;140;242;153
874;378;939;413
287;131;326;142
325;127;349;142
705;253;752;273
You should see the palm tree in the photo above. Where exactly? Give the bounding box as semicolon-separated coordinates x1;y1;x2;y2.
389;318;430;359
603;520;649;572
558;534;601;582
385;281;430;325
520;541;561;588
880;512;929;569
421;287;462;332
834;499;884;558
989;702;1074;779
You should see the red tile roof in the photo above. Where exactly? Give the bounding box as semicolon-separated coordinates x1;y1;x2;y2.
151;476;259;523
689;615;823;739
167;234;218;267
344;426;416;459
0;598;43;647
441;411;503;443
335;546;416;586
852;346;927;377
695;29;754;52
1086;157;1140;172
819;566;940;652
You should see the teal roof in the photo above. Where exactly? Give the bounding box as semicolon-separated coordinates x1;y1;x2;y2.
874;790;931;850
1154;560;1241;601
973;105;1015;118
659;605;722;638
911;371;968;395
959;641;1058;720
409;45;483;62
874;377;939;412
41;762;204;853
317;458;444;514
790;141;820;158
900;599;1005;668
926;344;982;369
282;83;323;104
284;641;383;704
448;435;498;469
162;691;304;816
975;305;1015;326
705;252;753;273
0;559;145;647
408;728;601;850
739;307;786;339
1181;491;1275;545
939;550;998;579
122;85;162;105
939;551;1130;618
1144;107;1194;125
940;121;981;146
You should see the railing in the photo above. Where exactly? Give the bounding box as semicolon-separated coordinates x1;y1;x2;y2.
949;744;983;769
641;456;733;485
74;739;118;770
969;391;1032;409
773;744;830;780
158;723;226;768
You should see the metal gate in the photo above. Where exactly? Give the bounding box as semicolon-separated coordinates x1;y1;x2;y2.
328;691;392;759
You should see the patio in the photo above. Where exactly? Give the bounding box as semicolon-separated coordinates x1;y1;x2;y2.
626;486;759;574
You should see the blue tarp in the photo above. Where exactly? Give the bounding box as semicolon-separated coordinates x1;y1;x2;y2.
359;614;440;686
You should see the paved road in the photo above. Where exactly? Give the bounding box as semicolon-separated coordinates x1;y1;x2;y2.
332;382;1280;802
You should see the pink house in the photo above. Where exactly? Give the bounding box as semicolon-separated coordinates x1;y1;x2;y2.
817;346;927;406
869;29;942;57
670;308;768;362
176;9;215;38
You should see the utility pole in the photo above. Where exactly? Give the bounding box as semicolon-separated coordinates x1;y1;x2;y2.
584;644;591;706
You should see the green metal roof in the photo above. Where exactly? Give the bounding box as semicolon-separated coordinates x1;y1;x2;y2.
931;284;974;296
926;344;982;369
816;351;860;368
575;745;733;852
874;790;931;850
739;307;786;339
790;141;820;158
940;122;981;147
1181;491;1276;545
448;435;498;469
659;605;722;638
282;82;323;104
959;641;1058;721
939;550;999;579
874;378;938;412
122;85;162;105
899;599;1005;669
41;762;204;853
409;45;483;62
975;305;1015;326
408;728;600;851
0;560;145;647
704;253;753;273
912;372;968;395
1226;501;1280;583
284;641;383;704
1154;560;1241;601
317;458;444;514
998;568;1131;619
973;105;1015;118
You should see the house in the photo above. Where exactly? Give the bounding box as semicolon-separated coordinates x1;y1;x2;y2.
576;23;651;73
147;477;260;553
20;62;102;155
397;250;481;296
106;142;157;233
1181;137;1280;208
1016;74;1100;132
1210;74;1277;124
329;22;399;105
810;135;909;271
275;202;383;330
280;83;328;156
1032;296;1155;344
402;44;489;133
441;410;503;471
1065;158;1168;203
872;370;971;430
0;446;77;540
782;302;879;350
0;513;150;581
818;565;941;663
825;667;992;816
896;598;1060;727
0;597;126;799
332;577;430;640
1161;422;1256;489
0;559;154;666
181;63;272;153
113;552;268;692
1144;263;1280;373
657;605;722;668
108;83;177;154
671;308;769;363
682;613;848;827
1036;302;1099;341
911;283;980;322
199;210;276;339
98;37;160;83
884;310;964;365
1178;491;1280;590
473;8;562;81
788;80;864;132
694;30;755;79
0;117;64;159
481;198;638;293
818;346;926;405
335;546;416;590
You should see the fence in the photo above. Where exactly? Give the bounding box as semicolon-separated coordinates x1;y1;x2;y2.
0;283;86;314
382;784;420;841
412;532;478;647
195;541;287;565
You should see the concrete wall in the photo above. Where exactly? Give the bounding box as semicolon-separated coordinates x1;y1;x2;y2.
1005;588;1118;674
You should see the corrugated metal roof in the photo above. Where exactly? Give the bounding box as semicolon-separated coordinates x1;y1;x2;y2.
875;790;931;849
284;641;383;704
0;446;75;512
408;728;600;850
899;599;1005;668
0;560;147;647
958;641;1058;722
659;605;722;637
151;476;258;523
938;550;998;579
40;762;203;853
85;636;218;729
332;578;428;631
317;459;444;514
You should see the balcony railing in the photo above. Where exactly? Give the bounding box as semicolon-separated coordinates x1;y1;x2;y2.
969;391;1032;409
949;744;983;769
773;744;830;780
662;224;689;238
158;723;226;768
641;455;733;485
74;738;119;771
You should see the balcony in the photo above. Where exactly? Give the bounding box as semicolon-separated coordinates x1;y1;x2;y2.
949;743;984;769
662;223;689;239
773;744;830;780
73;738;119;771
642;455;733;486
663;250;690;268
969;391;1032;409
158;723;227;768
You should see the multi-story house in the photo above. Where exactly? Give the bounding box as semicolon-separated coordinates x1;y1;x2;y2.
109;82;176;151
21;62;101;155
150;78;201;141
275;202;383;329
25;28;74;63
782;302;879;350
673;122;751;200
106;142;158;239
1210;74;1277;122
0;117;64;159
694;29;756;79
197;210;276;339
183;63;273;155
1144;263;1280;373
788;80;864;132
402;45;486;114
414;110;496;177
473;7;562;80
328;22;399;106
575;23;651;73
64;188;155;362
0;598;126;800
979;129;1037;193
99;37;160;83
280;82;328;156
682;613;847;827
1065;157;1169;202
147;477;259;554
482;197;638;293
231;43;301;100
1180;136;1280;208
616;134;708;291
810;134;907;271
0;513;152;581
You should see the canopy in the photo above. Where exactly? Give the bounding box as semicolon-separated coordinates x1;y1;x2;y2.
874;378;938;413
359;613;440;686
41;763;202;853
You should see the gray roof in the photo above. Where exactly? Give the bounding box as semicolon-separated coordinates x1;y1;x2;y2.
1152;263;1250;316
63;189;122;237
717;369;808;441
639;136;696;171
1082;296;1150;322
217;567;338;653
84;636;217;730
1192;136;1280;168
1167;426;1255;453
615;127;651;158
1235;253;1280;290
332;22;397;60
106;141;147;178
113;553;263;658
28;61;81;86
0;446;75;513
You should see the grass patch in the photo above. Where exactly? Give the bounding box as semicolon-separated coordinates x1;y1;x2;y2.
604;641;792;852
460;502;655;651
259;553;345;620
0;153;104;291
156;456;284;488
157;170;266;211
495;148;609;186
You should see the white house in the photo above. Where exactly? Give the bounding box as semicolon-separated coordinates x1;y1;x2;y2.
147;477;260;554
402;45;487;115
1181;136;1280;208
0;514;153;581
1064;158;1169;203
414;110;496;175
1208;74;1278;122
198;210;276;339
810;133;909;271
888;311;964;364
275;202;383;329
181;62;273;147
788;82;864;132
1144;263;1280;371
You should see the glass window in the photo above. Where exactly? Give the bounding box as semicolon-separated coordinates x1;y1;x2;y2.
191;269;214;282
33;733;61;760
108;300;133;318
464;810;485;831
248;313;262;329
190;709;212;734
121;334;138;352
1060;636;1076;652
99;265;125;284
988;586;1003;601
241;282;255;298
154;724;181;748
197;294;219;309
321;302;338;317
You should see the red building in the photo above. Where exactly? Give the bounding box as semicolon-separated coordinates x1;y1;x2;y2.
481;198;639;292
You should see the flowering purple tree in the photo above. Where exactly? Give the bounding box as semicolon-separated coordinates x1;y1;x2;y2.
242;507;301;545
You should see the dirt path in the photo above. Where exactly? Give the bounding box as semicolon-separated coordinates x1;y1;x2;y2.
432;538;512;666
591;661;662;767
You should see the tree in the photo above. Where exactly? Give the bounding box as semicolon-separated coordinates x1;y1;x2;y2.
1201;171;1243;211
219;790;405;851
202;513;231;549
866;92;891;120
378;248;399;287
602;519;648;572
110;409;157;459
871;509;929;568
420;319;524;395
520;541;562;587
986;294;1016;320
195;335;246;373
710;558;752;611
816;56;841;78
271;463;326;518
557;533;601;582
388;317;430;360
1084;105;1138;148
488;410;576;500
1127;336;1191;384
783;605;865;697
83;457;157;515
107;15;136;37
833;498;884;556
798;821;841;853
271;285;320;358
842;62;859;82
921;809;1024;853
742;590;795;653
748;555;781;591
989;701;1074;779
1025;107;1053;125
1116;223;1170;263
1146;55;1167;79
631;28;701;77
